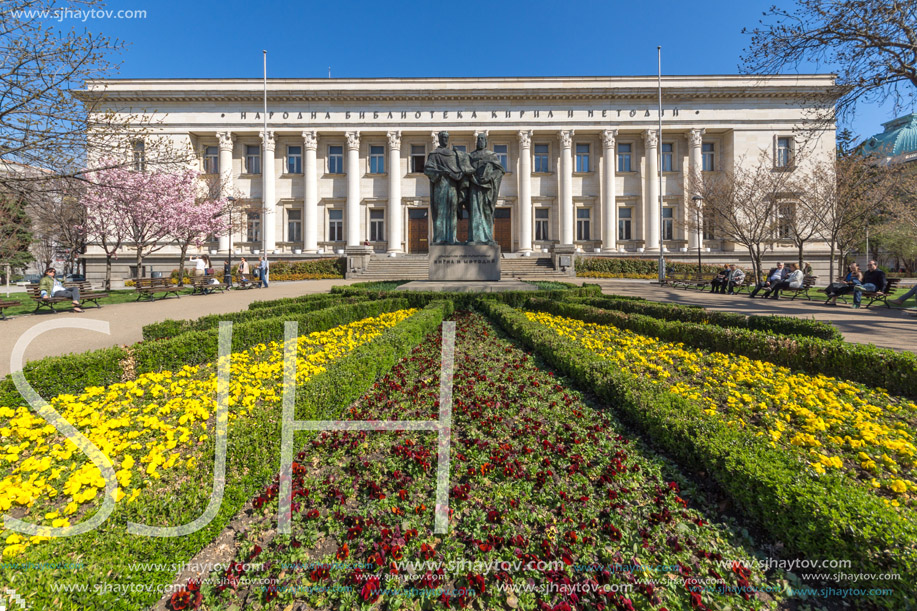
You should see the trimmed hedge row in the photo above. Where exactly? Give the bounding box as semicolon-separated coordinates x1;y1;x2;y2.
247;291;351;310
482;300;917;607
566;295;842;341
3;300;451;611
0;298;409;409
575;257;722;277
141;294;369;341
133;298;410;374
330;284;604;310
528;299;917;399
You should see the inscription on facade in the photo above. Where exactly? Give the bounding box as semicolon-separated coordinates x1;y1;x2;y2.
237;107;683;122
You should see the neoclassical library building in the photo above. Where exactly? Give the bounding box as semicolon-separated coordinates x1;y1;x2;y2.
78;75;836;277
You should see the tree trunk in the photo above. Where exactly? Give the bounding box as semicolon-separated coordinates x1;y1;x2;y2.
828;241;836;284
747;245;760;285
104;255;112;291
135;248;144;280
797;242;805;269
177;242;190;287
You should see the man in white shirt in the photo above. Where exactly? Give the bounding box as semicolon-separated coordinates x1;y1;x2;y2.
191;256;206;278
764;262;803;299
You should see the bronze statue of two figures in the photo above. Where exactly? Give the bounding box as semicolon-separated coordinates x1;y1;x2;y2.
424;132;504;245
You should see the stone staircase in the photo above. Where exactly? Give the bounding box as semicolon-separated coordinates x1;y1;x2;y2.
351;253;569;281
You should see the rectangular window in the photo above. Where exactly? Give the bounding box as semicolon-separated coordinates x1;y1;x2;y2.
617;143;632;173
328;209;344;242
132;141;146;172
534;144;549;173
534;208;549;241
776;137;792;168
702;143;715;172
777;202;794;239
369;145;385;174
662;207;674;241
410;145;425;173
245;145;261;175
575;143;590;173
287;146;302;174
287;209;302;243
369;209;385;242
203;146;219;174
246;211;261;243
661;143;674;172
328;145;344;174
576;208;591;241
618;207;632;241
493;144;508;171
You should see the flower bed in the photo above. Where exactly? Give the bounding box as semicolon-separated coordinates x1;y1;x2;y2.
480;301;917;605
524;310;917;503
202;312;780;611
0;310;416;560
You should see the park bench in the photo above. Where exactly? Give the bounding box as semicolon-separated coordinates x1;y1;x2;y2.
190;276;227;295
233;272;256;289
63;281;108;309
134;277;181;301
25;284;73;313
0;299;18;320
679;274;709;291
783;275;818;301
860;277;901;309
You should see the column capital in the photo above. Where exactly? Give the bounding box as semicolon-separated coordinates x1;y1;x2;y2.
689;128;706;148
345;131;360;150
560;129;575;149
387;130;402;149
302;130;318;151
259;130;275;152
217;131;234;152
643;129;658;149
518;129;532;149
601;129;618;149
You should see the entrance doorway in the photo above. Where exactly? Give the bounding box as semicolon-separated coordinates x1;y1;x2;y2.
408;208;429;253
494;208;512;251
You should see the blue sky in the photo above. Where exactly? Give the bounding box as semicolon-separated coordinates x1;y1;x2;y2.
81;0;905;139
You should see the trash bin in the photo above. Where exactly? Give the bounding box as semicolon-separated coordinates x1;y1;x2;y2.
151;271;163;278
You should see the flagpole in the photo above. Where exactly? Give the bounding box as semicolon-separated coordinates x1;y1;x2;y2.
263;49;268;256
657;46;665;284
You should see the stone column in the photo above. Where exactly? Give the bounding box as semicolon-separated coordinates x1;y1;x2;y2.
261;130;276;252
687;128;705;250
644;129;659;251
345;131;361;247
303;130;319;253
601;129;617;252
387;131;403;253
217;131;234;251
517;130;533;253
559;130;575;246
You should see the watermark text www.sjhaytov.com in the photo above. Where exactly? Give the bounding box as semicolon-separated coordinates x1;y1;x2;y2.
10;7;147;22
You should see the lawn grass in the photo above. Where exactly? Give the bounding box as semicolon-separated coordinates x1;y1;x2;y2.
0;287;196;317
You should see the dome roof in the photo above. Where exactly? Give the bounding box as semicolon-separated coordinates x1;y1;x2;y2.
861;113;917;159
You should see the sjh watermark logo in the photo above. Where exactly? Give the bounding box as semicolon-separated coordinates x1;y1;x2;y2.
1;587;28;610
4;318;456;540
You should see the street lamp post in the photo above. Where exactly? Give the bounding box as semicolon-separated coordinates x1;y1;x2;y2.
692;195;703;278
227;196;236;288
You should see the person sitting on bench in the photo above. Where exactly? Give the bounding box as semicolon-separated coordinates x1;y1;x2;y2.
853;260;887;309
724;264;745;294
709;264;730;293
38;268;83;313
749;262;787;298
826;263;862;305
764;262;803;299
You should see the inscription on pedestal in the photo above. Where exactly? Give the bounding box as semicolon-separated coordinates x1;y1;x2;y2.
429;244;501;281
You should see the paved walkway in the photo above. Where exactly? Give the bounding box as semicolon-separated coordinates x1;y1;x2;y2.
581;279;917;353
0;279;357;378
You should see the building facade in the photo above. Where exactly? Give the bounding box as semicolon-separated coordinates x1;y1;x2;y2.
79;75;836;275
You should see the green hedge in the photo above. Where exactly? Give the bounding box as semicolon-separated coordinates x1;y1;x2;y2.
330;284;603;310
0;300;451;610
133;298;410;374
0;298;409;409
575;257;722;277
482;300;917;607
528;299;917;398
247;291;350;311
566;295;842;340
141;294;368;341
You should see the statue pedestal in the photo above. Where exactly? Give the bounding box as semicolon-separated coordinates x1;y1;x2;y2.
429;244;501;281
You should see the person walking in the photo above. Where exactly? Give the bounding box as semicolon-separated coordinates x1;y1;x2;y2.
223;260;232;288
238;257;250;286
191;255;206;278
258;256;269;289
